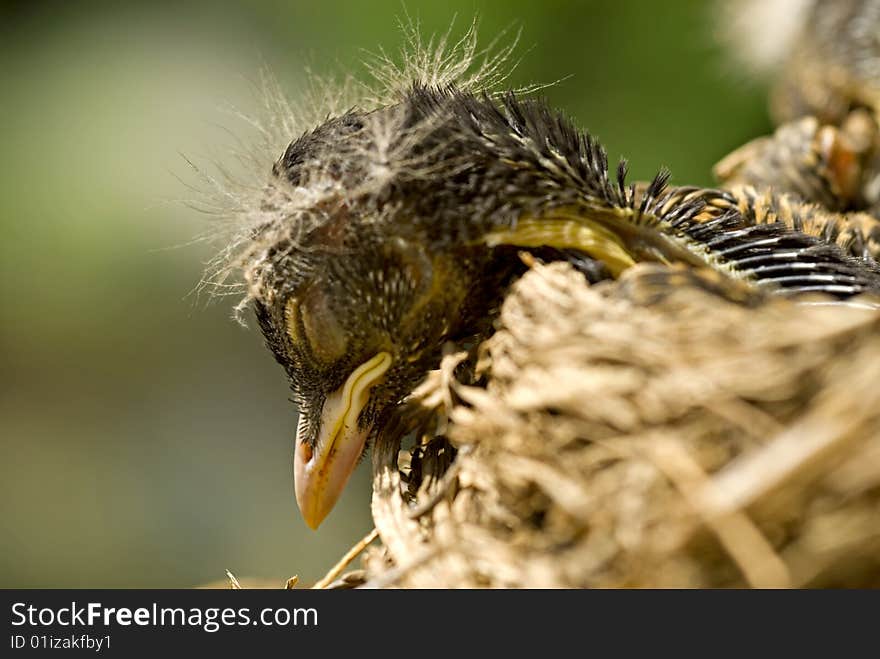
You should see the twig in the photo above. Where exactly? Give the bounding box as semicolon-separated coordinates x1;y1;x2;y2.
359;545;445;589
643;435;792;588
225;569;242;590
312;528;379;589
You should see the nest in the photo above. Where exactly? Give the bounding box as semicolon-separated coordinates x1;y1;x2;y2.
351;261;880;588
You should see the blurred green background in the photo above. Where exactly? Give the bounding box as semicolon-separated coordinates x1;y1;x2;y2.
0;0;771;587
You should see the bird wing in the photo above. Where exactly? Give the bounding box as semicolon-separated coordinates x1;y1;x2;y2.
473;174;880;301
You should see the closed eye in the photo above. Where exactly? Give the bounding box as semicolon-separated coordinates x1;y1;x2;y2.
285;286;349;364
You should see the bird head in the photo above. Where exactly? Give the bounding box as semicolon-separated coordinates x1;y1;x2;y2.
255;236;485;529
245;99;506;528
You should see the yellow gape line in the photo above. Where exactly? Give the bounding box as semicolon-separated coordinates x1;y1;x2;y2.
324;352;392;454
481;214;637;276
295;350;394;528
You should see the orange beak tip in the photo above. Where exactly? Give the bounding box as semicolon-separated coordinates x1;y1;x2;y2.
292;352;392;530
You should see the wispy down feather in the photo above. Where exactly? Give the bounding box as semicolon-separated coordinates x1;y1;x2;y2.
189;17;528;319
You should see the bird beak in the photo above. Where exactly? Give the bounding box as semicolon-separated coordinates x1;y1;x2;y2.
294;352;393;529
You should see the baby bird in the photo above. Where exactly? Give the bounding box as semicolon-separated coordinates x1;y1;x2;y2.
715;0;880;254
238;81;880;529
771;0;880;126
